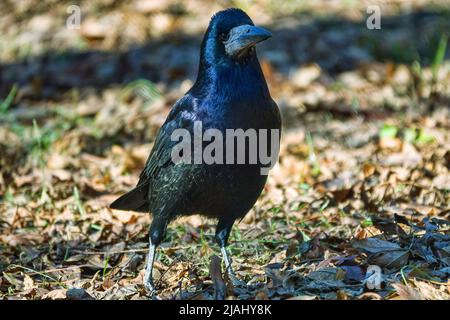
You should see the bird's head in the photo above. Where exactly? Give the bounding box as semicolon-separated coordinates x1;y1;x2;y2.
201;8;272;64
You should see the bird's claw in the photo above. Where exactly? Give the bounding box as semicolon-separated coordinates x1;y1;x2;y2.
226;268;247;288
143;280;156;295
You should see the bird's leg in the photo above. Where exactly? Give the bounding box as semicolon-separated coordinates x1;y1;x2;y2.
143;240;156;292
143;217;167;294
220;245;236;277
215;219;246;287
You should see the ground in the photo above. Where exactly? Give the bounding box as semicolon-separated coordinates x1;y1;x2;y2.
0;0;449;300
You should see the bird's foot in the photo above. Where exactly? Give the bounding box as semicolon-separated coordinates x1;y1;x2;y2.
226;268;247;288
143;279;157;296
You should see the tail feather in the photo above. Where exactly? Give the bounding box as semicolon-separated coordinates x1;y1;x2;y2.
110;183;149;213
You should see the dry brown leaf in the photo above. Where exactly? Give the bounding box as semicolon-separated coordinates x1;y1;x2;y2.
392;280;450;300
392;282;422;300
42;289;67;300
0;233;44;247
23;274;34;291
412;280;450;300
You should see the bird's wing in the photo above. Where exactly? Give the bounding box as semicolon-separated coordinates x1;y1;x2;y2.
110;95;196;212
139;95;197;181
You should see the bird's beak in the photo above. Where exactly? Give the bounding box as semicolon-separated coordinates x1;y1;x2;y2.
224;24;272;57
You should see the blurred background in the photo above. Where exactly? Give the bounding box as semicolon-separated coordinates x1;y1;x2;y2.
0;0;449;300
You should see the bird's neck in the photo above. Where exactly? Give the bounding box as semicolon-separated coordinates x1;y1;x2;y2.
192;57;270;101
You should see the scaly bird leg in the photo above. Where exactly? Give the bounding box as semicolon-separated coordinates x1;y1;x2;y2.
220;245;236;275
143;241;156;293
143;217;168;294
215;219;246;287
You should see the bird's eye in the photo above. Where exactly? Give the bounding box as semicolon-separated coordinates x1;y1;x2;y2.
219;32;229;42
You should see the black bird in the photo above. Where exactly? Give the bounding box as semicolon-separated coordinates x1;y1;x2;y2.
110;8;281;291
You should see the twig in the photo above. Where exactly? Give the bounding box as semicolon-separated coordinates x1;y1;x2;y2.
73;248;149;255
209;255;226;300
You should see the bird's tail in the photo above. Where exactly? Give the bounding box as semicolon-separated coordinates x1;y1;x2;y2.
109;182;150;213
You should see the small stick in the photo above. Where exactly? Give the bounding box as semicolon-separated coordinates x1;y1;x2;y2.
209;255;226;300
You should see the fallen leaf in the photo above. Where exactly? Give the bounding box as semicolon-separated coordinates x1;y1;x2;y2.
42;289;67;300
352;237;401;254
23;274;34;291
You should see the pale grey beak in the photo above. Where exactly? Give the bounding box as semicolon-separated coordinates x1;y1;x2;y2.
224;24;272;57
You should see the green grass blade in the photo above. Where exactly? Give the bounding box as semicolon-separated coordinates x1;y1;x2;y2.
0;84;18;114
432;34;448;82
